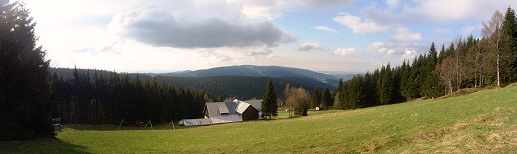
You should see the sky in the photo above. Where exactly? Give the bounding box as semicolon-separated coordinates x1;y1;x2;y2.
24;0;517;73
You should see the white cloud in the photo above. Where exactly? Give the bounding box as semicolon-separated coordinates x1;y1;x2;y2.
237;0;352;19
363;0;517;26
370;60;386;68
313;26;337;33
334;48;356;56
401;49;417;60
414;0;493;22
249;49;273;57
298;42;326;51
333;13;386;34
108;0;296;48
367;41;424;57
461;25;481;36
392;27;422;42
367;42;389;54
385;0;400;8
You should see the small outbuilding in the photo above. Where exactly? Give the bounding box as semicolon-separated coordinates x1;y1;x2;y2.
236;100;259;121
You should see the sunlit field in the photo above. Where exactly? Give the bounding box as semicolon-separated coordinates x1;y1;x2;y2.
2;86;517;153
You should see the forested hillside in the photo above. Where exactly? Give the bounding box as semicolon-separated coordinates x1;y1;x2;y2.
160;65;340;85
153;76;333;99
49;67;335;124
50;68;220;124
333;7;517;110
51;68;334;99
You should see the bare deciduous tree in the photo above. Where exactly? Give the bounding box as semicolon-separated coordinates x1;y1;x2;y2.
482;10;504;87
438;57;456;94
285;87;310;116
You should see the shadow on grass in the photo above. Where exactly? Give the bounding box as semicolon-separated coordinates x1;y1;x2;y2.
0;138;90;154
64;124;188;131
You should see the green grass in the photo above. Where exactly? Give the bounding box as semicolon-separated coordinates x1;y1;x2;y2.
2;86;517;153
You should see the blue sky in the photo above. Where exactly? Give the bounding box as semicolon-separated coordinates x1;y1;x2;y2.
24;0;517;73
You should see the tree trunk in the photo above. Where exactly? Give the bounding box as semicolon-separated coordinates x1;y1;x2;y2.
448;80;453;94
474;72;478;88
497;52;501;87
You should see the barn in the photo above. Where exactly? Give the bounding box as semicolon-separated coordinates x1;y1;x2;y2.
199;99;263;125
203;102;243;124
235;99;261;121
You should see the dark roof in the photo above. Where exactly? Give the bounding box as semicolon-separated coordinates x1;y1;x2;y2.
244;99;262;111
205;102;238;116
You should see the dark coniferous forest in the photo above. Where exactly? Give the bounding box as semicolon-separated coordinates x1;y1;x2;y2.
49;67;220;125
332;7;517;110
48;67;335;125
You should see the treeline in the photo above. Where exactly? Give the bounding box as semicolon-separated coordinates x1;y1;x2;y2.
50;68;221;125
52;68;334;100
154;76;333;100
334;7;517;110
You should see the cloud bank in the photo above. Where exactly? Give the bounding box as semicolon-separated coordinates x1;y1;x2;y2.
109;0;296;48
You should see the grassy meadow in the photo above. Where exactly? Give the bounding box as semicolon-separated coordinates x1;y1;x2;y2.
2;86;517;153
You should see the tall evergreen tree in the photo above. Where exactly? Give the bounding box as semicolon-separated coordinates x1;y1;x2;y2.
502;6;517;83
321;88;333;109
377;64;394;104
362;72;377;107
0;0;54;140
261;79;277;119
311;88;321;108
423;43;443;98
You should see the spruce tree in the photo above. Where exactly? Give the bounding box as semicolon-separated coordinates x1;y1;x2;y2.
0;0;54;140
261;79;277;119
423;43;443;98
311;88;321;108
502;6;517;83
321;88;332;109
377;64;394;105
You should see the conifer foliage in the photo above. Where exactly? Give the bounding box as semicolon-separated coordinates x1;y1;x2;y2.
334;7;517;110
0;0;54;140
261;79;278;119
49;68;218;125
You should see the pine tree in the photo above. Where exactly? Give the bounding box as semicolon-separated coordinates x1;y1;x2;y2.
376;64;396;104
362;72;377;107
502;6;517;83
400;60;413;100
261;79;277;119
423;43;443;98
321;88;332;109
311;88;321;108
0;0;54;140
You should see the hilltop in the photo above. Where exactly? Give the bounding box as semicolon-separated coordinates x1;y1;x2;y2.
157;65;341;85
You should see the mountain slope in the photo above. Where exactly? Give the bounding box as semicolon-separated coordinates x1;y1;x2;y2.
161;65;339;85
154;76;333;99
50;68;335;99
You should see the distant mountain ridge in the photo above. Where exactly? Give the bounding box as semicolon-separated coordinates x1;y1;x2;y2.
50;67;336;99
160;65;339;85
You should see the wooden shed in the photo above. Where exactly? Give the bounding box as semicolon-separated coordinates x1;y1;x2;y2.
236;101;260;121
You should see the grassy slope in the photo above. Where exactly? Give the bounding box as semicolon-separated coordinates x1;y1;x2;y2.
1;86;517;153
